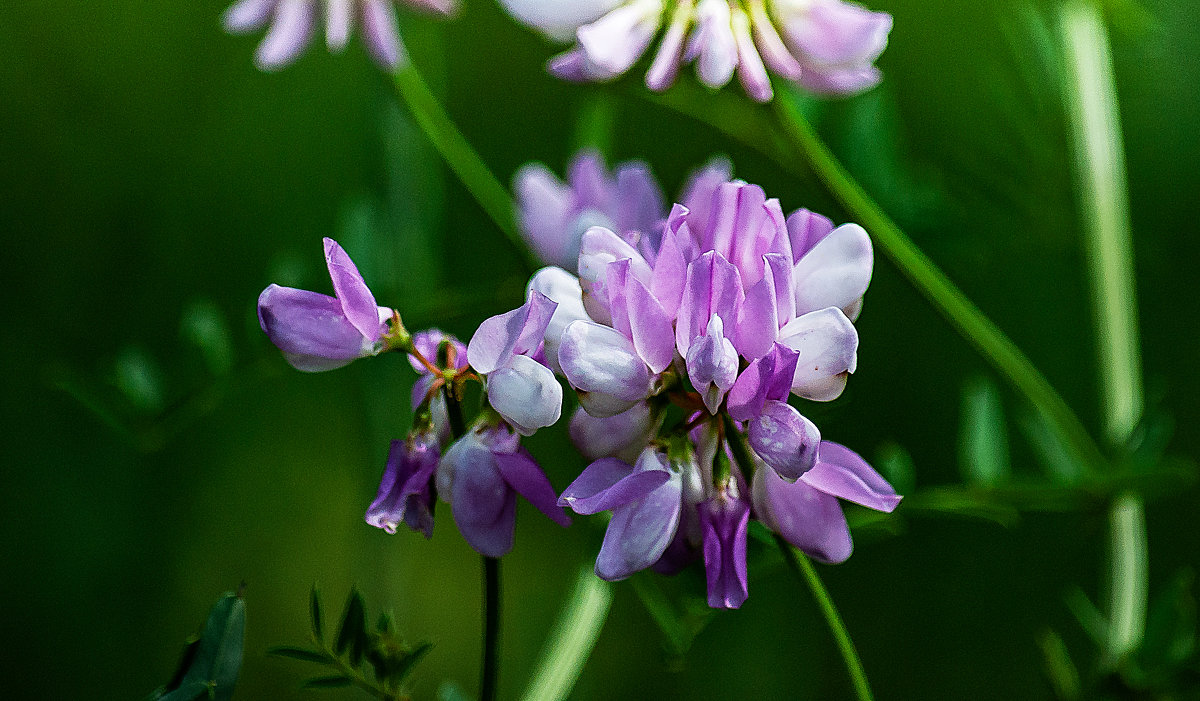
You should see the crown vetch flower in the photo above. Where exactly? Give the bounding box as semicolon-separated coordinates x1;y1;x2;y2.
499;0;892;101
437;422;571;557
752;440;900;563
223;0;456;71
257;237;394;372
365;429;440;537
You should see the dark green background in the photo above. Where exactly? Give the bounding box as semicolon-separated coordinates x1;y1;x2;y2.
1;0;1197;698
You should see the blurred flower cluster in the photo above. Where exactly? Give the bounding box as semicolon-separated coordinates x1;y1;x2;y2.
256;154;900;608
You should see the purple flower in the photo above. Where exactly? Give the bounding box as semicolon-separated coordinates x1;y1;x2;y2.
437;422;570;557
223;0;457;71
699;487;750;609
568;401;660;462
257;237;394;372
467;291;564;436
498;0;891;102
752;440;900;563
365;431;440;537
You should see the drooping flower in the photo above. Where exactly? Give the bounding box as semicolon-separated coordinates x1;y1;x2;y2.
223;0;457;71
437;421;571;557
466;291;564;436
499;0;892;101
699;485;750;608
752;440;900;563
365;429;440;537
257;237;394;372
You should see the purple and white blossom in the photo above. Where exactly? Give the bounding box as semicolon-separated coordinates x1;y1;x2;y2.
257;237;394;372
499;0;892;101
223;0;457;71
752;440;900;563
438;421;571;557
365;429;440;537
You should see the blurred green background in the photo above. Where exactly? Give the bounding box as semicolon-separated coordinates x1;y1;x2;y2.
1;0;1198;698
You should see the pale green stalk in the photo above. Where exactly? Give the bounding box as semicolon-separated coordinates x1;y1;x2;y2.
520;568;614;701
1058;0;1147;666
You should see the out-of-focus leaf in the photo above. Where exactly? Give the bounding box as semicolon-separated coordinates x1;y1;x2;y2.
154;680;211;701
1121;409;1173;474
628;570;713;657
310;585;324;643
115;345;165;413
268;646;329;663
1136;569;1196;674
1018;407;1086;485
572;92;616;156
1065;587;1109;645
438;681;475;701
1039;628;1082;700
387;641;433;687
958;375;1011;487
335;587;368;666
1101;0;1158;38
180;299;234;376
177;591;246;701
301;675;352;689
874;441;917;496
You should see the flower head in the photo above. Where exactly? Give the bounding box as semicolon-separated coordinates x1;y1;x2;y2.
500;0;892;101
257;237;394;372
223;0;457;71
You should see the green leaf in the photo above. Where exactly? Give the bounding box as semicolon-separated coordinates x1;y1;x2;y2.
1018;407;1086;485
628;571;713;657
310;585;324;643
301;675;352;689
179;299;234;376
874;441;917;496
958;375;1011;487
177;591;246;701
268;646;330;664
1038;628;1082;700
388;642;433;686
114;345;166;414
335;587;368;666
1137;569;1196;674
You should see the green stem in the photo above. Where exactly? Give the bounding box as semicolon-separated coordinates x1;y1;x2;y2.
771;97;1108;475
775;535;875;701
1057;0;1147;667
520;567;613;701
723;424;872;699
391;61;537;272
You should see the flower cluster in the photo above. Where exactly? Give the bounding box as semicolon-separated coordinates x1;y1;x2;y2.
255;160;900;608
223;0;457;71
500;0;892;101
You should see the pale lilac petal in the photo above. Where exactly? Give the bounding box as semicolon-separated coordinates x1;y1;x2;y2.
559;456;671;515
467;291;558;374
649;221;687;316
748;0;803;80
735;268;779;359
686;315;740;414
558;321;653;411
765;252;796;326
527;267;590;373
494;448;571;526
576;2;660;77
624;275;675;373
595;451;682;580
675;251;744;357
732;7;773;102
578;226;653;303
679;157;734;219
257;284;372;370
514;163;577;268
801;441;901;512
792;222;873;317
444;435;517;557
407;0;458;16
255;0;316;71
699;496;750;608
725;343;798;421
486;355;563;436
568;402;657;462
777;307;858;401
786;208;835;260
749;400;821;480
323;238;384;341
753;464;852;564
614;162;665;241
784;1;891;68
548;47;594;81
362;0;405;70
687;0;737;89
799;64;882;95
645;2;689;91
325;0;353;51
499;0;621;42
223;0;277;33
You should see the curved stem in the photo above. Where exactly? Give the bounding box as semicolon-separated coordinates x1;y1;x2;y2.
775;535;875;701
1058;0;1147;666
391;62;538;273
771;97;1108;475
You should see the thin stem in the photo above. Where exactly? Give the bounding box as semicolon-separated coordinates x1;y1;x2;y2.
482;556;501;701
771;97;1108;476
723;424;872;699
1058;0;1148;666
391;61;538;272
775;535;875;701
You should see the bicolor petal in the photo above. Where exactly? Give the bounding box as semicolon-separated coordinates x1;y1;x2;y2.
792;223;873;318
753;463;852;564
558;320;653;414
748;399;821;480
569;402;658;462
467;290;558;374
801;441;901;512
777;307;858;401
486;354;563;436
